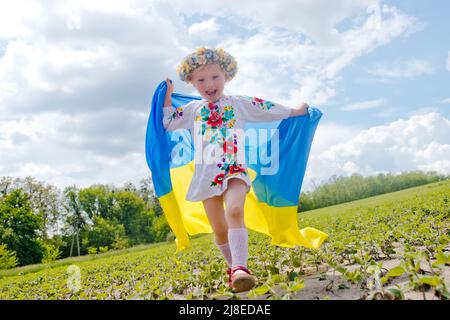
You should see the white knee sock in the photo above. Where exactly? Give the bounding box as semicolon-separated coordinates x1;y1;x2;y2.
215;241;232;266
228;228;248;268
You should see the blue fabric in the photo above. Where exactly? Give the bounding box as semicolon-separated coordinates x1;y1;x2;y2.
145;80;322;206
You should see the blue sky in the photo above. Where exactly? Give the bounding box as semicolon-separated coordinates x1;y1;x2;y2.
327;0;450;128
0;0;448;191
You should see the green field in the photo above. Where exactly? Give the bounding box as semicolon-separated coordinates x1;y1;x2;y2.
1;180;449;300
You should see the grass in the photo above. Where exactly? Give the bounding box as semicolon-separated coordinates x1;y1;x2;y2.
299;179;449;220
0;242;170;278
0;179;448;300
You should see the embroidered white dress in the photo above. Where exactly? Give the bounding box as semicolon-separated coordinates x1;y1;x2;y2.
163;95;292;202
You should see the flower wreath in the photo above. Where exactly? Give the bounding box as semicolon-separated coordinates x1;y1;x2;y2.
176;47;238;83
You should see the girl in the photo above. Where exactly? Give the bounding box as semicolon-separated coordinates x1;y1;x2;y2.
162;47;309;293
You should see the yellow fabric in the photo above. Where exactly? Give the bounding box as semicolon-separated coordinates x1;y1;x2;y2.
159;160;328;252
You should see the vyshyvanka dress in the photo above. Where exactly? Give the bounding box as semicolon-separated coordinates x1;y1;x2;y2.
163;95;292;202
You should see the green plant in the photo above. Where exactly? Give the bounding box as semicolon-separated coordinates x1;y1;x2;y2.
0;180;448;300
99;246;109;254
0;244;18;270
40;242;62;264
87;247;98;255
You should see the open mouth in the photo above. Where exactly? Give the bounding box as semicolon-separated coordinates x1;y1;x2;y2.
206;90;217;98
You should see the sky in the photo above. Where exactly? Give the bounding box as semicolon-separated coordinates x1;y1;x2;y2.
0;0;449;192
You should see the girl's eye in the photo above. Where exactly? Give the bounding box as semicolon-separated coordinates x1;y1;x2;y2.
198;79;204;82
213;75;218;79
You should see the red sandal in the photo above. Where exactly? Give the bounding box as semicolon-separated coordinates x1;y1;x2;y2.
228;265;256;292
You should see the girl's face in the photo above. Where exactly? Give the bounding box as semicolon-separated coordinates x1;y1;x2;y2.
190;63;226;102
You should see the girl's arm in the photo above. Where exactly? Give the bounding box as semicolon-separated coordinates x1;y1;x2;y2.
234;96;295;122
162;78;195;131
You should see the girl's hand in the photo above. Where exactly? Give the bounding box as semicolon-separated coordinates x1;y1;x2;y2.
164;78;174;108
290;102;309;117
166;78;174;95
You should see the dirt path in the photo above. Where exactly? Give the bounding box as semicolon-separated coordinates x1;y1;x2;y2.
232;256;450;300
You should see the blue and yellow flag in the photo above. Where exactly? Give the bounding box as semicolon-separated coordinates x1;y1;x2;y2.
145;80;328;252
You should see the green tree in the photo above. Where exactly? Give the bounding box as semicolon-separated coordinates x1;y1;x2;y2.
78;185;115;220
0;243;18;270
0;177;14;196
112;191;153;245
20;176;61;240
150;213;171;243
81;216;128;250
0;190;43;265
1;177;63;239
139;178;163;217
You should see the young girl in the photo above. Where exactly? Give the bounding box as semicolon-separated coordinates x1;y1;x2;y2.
162;47;309;293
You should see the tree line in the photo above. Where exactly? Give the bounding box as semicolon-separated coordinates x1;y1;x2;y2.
0;177;170;269
299;171;448;212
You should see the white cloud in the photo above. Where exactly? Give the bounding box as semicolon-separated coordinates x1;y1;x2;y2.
0;1;192;115
441;98;450;104
0;40;119;95
367;58;433;80
341;98;385;111
0;1;43;39
406;106;441;117
310;123;362;155
188;18;220;42
0;81;19;100
304;112;450;189
0;1;417;111
173;0;380;44
211;3;417;106
0;110;150;188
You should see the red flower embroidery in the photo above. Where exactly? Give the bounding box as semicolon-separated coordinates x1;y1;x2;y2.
229;165;246;174
249;96;273;110
208;102;216;110
213;173;225;185
207;111;222;127
223;141;237;155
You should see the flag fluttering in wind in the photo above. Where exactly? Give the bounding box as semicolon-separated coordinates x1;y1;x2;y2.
145;80;328;252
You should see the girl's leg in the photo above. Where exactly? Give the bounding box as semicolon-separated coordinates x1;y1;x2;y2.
202;194;232;266
223;178;255;292
223;178;248;268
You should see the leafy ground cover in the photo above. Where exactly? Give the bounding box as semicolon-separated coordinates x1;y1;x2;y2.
1;180;448;300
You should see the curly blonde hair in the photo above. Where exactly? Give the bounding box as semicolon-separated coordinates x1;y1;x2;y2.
176;47;238;83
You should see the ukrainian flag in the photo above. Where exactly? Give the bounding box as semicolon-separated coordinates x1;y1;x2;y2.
145;80;328;252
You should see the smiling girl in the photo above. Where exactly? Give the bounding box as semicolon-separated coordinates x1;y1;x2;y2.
162;47;308;292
